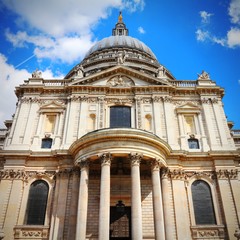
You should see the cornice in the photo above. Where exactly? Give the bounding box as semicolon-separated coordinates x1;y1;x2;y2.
15;84;224;100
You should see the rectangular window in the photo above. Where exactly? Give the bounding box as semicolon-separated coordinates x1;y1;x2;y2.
188;139;200;149
110;106;131;128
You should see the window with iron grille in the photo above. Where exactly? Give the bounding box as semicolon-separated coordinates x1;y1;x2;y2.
25;180;49;225
110;106;131;128
191;180;216;225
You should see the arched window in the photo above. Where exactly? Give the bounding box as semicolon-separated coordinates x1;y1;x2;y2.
25;180;49;225
110;106;131;128
191;180;216;225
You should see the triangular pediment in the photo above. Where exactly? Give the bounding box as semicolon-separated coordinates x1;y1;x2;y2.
39;101;65;113
69;65;170;87
176;102;200;114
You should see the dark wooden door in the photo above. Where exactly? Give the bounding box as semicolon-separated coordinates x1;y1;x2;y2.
110;206;131;240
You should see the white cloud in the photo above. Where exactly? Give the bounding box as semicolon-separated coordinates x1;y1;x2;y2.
196;29;209;42
34;35;95;63
138;26;146;34
229;0;240;25
2;0;145;64
200;11;213;23
122;0;145;13
227;27;240;47
2;0;144;37
6;30;95;64
196;2;240;48
196;29;227;46
0;53;62;128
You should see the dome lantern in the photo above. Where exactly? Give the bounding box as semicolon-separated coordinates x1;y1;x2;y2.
112;11;129;36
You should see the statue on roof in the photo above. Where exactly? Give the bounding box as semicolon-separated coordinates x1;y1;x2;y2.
76;65;84;78
117;51;127;65
198;70;210;80
156;66;166;78
32;69;42;78
118;11;123;22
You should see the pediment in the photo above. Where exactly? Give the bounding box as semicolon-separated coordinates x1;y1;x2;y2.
176;102;200;114
69;65;170;87
39;101;65;113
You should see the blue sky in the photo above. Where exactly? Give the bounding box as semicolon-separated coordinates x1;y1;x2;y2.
0;0;239;128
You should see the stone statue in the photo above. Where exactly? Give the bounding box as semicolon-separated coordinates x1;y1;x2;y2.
117;51;126;65
198;70;210;80
157;66;166;78
32;69;42;78
76;65;84;78
107;75;134;87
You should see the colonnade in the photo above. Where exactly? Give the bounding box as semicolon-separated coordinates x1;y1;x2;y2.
75;152;166;240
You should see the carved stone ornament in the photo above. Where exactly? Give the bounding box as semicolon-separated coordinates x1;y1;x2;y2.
151;159;162;171
100;152;112;166
31;68;42;78
106;97;134;105
107;75;134;87
78;158;90;169
197;70;210;80
14;226;49;239
56;167;80;177
116;51;127;64
156;65;166;78
166;169;215;181
191;226;225;239
0;169;56;181
129;152;143;166
75;64;84;78
216;169;238;179
234;228;240;239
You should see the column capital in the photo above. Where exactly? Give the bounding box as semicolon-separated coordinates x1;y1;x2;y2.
79;159;90;170
99;152;112;166
150;159;162;171
75;157;90;169
129;152;142;166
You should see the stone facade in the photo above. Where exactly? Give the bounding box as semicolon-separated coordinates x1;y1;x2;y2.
0;13;240;240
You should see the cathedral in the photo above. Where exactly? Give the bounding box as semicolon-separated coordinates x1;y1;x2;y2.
0;13;240;240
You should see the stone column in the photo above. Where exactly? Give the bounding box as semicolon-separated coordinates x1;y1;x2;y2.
75;160;89;240
130;153;143;240
151;159;165;240
161;168;175;240
98;153;112;240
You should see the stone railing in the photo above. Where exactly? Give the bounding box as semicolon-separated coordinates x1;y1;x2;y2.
14;225;49;240
232;130;240;136
170;80;197;87
43;79;70;86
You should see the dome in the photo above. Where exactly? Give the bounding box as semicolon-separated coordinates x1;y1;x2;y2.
65;12;175;80
85;35;157;60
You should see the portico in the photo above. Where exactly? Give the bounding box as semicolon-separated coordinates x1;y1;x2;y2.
71;128;171;240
